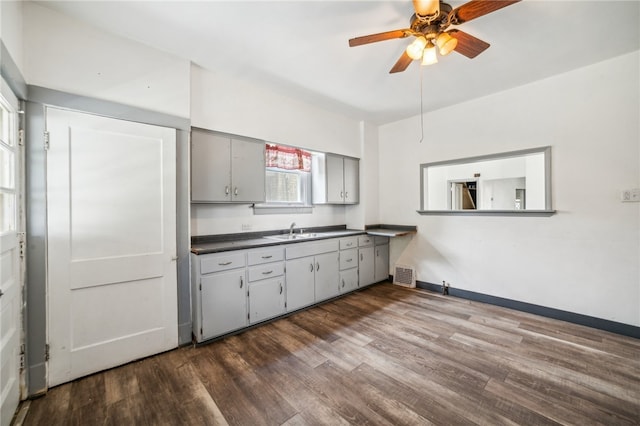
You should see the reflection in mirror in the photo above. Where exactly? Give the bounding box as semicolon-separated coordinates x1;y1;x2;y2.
420;147;553;214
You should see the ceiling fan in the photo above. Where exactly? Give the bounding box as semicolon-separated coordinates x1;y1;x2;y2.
348;0;521;73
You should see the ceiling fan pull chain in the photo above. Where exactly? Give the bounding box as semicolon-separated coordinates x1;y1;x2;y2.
419;66;424;143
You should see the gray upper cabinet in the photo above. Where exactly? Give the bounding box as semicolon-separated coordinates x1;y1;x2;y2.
191;128;265;203
313;153;359;204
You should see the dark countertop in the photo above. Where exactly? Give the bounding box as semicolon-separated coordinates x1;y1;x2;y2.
191;224;417;255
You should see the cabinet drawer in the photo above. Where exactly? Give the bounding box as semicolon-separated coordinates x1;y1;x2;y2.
339;237;358;250
339;248;358;270
248;262;285;282
374;236;389;245
358;235;374;247
200;251;246;274
248;247;285;266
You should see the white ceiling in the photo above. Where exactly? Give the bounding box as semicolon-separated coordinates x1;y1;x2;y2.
33;1;640;124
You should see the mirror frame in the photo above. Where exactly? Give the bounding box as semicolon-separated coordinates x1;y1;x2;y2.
418;146;555;216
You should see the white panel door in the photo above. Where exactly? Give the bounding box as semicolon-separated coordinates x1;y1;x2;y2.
0;79;22;426
46;108;177;387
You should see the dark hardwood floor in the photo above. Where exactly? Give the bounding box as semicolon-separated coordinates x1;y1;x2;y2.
20;283;640;425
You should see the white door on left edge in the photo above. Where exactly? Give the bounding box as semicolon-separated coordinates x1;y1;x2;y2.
46;108;177;387
0;78;22;426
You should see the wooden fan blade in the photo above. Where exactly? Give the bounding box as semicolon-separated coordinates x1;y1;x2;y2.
449;29;490;58
349;29;410;47
390;51;413;74
453;0;520;24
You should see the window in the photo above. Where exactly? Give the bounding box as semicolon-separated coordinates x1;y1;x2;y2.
255;144;313;214
0;96;16;233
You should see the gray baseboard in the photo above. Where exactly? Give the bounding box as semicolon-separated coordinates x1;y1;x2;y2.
414;280;640;339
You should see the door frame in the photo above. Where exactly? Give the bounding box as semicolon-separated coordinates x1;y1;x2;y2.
24;87;191;396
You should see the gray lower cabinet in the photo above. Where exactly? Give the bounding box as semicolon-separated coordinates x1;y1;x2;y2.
313;251;340;301
285;239;339;310
358;235;375;287
247;246;285;324
339;237;359;293
284;257;316;311
248;277;285;324
192;250;248;342
191;234;388;342
374;237;390;282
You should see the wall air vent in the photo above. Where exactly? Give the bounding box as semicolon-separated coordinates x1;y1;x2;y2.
393;264;416;288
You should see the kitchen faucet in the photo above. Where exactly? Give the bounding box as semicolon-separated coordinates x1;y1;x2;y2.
289;222;296;237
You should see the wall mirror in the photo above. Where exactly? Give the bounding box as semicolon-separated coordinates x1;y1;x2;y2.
419;146;554;215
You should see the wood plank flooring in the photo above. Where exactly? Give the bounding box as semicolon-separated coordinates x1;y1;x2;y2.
21;283;640;425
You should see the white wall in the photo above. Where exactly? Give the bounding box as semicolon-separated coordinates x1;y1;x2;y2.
1;0;24;73
379;51;640;327
190;64;364;236
23;3;190;118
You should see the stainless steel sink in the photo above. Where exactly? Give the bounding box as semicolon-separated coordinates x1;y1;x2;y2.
265;233;318;241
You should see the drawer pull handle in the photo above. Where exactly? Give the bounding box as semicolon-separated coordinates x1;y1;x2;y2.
360;253;363;261
310;263;314;272
316;262;320;272
279;283;283;294
346;243;353;247
219;261;232;266
225;186;230;195
261;255;273;259
240;276;243;288
346;258;353;263
262;270;273;275
234;187;239;196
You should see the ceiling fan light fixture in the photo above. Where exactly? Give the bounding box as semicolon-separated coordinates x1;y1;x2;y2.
406;36;427;60
421;41;438;65
436;32;458;56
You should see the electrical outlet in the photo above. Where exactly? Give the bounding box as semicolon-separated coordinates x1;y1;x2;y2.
241;224;252;231
621;189;640;203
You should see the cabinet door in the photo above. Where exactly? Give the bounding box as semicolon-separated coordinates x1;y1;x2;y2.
325;154;345;203
231;138;265;203
285;257;316;311
315;251;340;301
200;269;247;339
249;277;285;324
343;157;359;204
191;130;231;202
358;247;375;287
374;244;390;282
340;268;359;294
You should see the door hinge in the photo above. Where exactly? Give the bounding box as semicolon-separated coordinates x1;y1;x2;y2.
18;232;26;258
19;344;25;373
18;129;25;146
44;344;50;361
43;131;50;150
